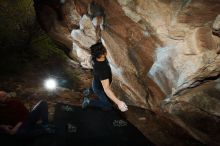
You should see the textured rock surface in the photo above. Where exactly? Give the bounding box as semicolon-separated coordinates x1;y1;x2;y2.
117;0;220;96
34;0;220;144
162;79;220;145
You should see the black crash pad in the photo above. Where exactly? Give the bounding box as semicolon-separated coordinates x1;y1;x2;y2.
0;103;154;146
53;103;154;146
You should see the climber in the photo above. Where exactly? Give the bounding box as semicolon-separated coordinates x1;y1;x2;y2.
82;42;128;112
0;91;54;136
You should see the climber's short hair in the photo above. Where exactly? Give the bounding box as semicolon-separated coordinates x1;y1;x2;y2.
90;42;106;59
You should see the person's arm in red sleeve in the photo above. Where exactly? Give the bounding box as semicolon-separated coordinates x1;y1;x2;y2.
11;100;29;122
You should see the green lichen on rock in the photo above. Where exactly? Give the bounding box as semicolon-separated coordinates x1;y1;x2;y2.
0;0;79;89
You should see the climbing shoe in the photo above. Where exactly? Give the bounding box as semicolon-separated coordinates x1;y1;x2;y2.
82;97;90;109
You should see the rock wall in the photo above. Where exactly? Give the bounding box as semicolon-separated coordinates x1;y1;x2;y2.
34;0;165;109
117;0;220;95
34;0;220;144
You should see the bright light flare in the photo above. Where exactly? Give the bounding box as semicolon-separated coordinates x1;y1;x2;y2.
44;78;57;90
